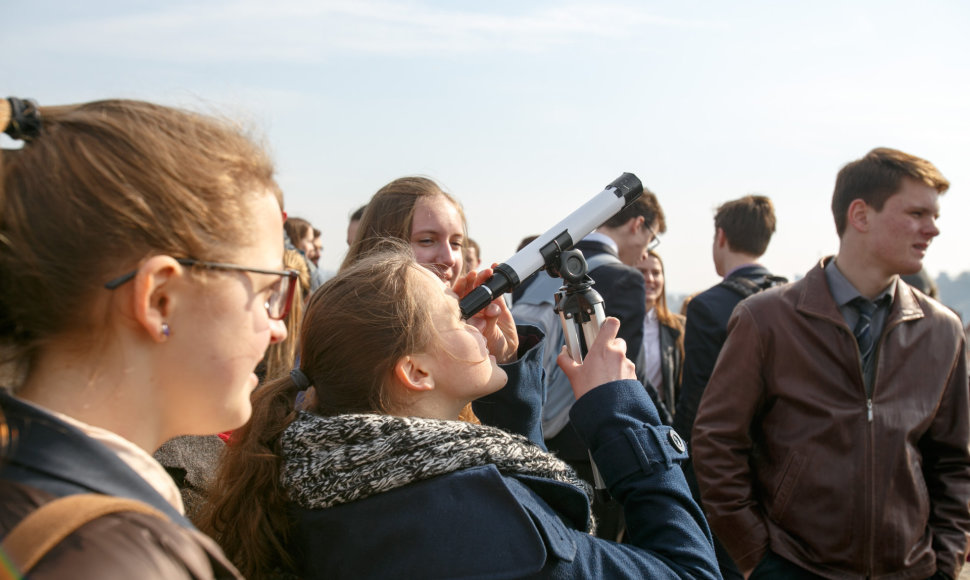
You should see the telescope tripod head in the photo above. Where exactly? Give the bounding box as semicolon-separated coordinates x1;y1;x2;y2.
548;249;606;363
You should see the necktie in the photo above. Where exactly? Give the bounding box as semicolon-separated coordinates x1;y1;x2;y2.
850;297;876;365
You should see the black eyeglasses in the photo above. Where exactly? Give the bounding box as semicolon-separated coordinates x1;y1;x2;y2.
104;258;299;321
646;224;661;251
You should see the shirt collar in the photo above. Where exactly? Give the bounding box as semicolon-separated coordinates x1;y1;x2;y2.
724;262;762;279
825;259;896;308
583;231;619;254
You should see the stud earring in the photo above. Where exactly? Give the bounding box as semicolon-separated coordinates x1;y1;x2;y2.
161;323;170;338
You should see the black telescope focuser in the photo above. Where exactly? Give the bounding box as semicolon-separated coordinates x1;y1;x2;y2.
459;172;643;319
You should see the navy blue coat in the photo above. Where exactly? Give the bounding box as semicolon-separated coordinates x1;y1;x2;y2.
287;331;720;579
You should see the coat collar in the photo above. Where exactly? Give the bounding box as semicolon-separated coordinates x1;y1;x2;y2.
575;237;620;259
725;264;772;280
0;391;193;527
795;257;924;331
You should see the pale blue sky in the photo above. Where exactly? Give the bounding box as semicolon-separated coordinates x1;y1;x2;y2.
4;1;969;294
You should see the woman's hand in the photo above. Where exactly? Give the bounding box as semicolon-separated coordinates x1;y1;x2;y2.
557;317;635;400
453;266;519;363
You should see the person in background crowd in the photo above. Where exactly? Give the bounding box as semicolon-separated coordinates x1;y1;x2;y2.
200;243;720;579
346;204;366;246
284;216;326;292
341;176;517;424
510;234;541;305
0;96;292;578
512;191;666;542
311;228;323;266
634;249;685;425
901;267;940;300
343;176;517;365
673;194;782;579
693;148;968;579
284;217;319;264
464;237;482;274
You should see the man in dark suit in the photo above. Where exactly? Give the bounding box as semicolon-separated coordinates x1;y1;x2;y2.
514;192;666;541
673;194;781;579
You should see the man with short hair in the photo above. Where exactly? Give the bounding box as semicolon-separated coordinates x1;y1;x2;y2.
674;194;781;446
512;190;666;541
692;148;969;579
347;204;366;246
464;238;482;273
674;194;781;579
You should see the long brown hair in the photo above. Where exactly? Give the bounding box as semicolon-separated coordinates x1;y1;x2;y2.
646;251;685;378
338;176;479;423
199;242;436;577
0;98;280;386
340;176;465;273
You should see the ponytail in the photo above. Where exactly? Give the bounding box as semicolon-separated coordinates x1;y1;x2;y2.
197;375;302;578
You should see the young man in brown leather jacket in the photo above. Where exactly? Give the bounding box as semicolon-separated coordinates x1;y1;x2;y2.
692;148;969;580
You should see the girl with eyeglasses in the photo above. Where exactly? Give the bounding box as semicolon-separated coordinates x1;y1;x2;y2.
0;97;290;578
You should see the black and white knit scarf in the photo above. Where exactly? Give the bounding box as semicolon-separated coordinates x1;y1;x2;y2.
280;411;593;530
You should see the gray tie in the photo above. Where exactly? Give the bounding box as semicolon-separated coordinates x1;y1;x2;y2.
850;297;876;365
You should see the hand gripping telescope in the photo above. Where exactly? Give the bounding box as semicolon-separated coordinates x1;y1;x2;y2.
459;173;643;504
458;172;643;319
547;247;612;500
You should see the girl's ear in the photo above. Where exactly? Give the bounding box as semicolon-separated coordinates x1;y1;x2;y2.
393;354;435;392
130;255;184;342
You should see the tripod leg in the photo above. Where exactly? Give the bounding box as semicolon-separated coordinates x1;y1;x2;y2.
560;312;584;362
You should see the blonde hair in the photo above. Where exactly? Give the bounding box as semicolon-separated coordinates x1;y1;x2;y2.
258;249;311;382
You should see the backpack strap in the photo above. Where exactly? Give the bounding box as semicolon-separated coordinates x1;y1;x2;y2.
1;494;169;577
718;276;763;299
719;274;788;299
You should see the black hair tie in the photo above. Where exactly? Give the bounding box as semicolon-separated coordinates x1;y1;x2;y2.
290;368;311;389
4;97;42;142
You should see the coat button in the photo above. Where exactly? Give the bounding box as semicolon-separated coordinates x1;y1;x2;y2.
668;430;686;453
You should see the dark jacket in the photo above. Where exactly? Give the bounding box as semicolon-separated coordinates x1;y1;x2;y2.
0;392;241;579
692;259;970;579
640;316;685;425
287;330;721;579
573;239;647;367
673;265;774;443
